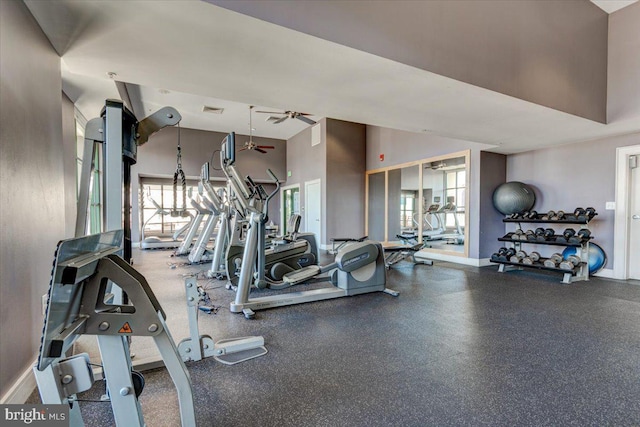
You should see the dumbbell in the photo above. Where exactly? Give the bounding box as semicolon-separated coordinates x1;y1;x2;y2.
524;210;538;220
562;228;576;241
559;254;581;271
543;228;555;240
517;229;530;241
555;210;565;220
504;248;516;259
525;229;536;241
573;208;587;221
522;251;541;265
512;229;524;240
565;228;591;244
491;247;509;262
534;227;546;242
585;207;596;219
577;229;591;241
541;210;556;220
509;212;522;219
510;250;528;263
544;253;563;268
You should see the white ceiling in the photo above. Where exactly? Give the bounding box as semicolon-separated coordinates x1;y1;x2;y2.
25;0;640;154
590;0;638;13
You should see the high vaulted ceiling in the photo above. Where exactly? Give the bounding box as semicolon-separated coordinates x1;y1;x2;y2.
25;0;640;154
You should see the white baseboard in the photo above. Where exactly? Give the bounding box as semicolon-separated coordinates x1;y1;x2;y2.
414;251;490;267
0;357;37;404
593;268;615;279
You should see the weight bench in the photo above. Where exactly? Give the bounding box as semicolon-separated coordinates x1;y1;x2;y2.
383;242;433;269
329;235;368;255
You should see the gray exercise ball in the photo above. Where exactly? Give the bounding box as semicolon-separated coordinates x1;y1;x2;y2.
492;181;536;215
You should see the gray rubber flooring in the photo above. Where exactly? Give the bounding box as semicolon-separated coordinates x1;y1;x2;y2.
29;249;640;426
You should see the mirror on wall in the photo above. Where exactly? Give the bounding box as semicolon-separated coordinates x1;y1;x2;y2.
367;171;386;242
422;156;466;254
387;165;419;240
366;151;469;257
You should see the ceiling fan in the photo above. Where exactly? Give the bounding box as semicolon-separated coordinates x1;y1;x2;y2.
240;106;275;154
255;109;317;125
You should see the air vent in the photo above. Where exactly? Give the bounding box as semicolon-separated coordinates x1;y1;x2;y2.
202;106;224;114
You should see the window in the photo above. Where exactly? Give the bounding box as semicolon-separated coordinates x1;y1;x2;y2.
444;169;466;228
400;191;416;229
140;181;211;237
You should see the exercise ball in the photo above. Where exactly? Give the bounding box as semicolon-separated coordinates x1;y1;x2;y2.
492;181;536;215
562;243;607;275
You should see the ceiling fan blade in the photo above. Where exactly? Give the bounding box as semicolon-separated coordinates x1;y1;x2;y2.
296;115;317;125
256;145;275;149
272;116;288;124
255;110;285;115
255;148;267;154
239;147;248;151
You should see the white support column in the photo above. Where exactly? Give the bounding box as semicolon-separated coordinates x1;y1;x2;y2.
97;335;144;427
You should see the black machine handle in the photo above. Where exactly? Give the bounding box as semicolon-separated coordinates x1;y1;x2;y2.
263;169;281;215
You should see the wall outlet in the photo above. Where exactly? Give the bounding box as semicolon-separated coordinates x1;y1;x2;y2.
605;201;616;210
41;293;48;316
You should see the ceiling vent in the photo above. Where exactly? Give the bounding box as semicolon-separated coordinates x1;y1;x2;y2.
202;106;224;114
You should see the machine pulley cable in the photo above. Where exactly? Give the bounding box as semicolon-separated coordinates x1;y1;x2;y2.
172;123;188;217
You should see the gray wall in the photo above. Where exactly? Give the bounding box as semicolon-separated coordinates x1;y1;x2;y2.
387;168;402;239
325;120;367;241
286;119;367;245
0;0;66;397
479;152;507;258
608;1;640;123
61;93;77;237
506;132;640;266
212;0;608;123
132;126;286;242
286;119;327;239
367;126;497;259
367;172;386;242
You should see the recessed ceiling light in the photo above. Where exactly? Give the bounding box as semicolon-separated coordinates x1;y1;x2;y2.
202;106;224;114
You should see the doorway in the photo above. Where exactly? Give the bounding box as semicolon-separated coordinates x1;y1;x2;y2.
281;184;300;235
614;144;640;280
304;179;321;248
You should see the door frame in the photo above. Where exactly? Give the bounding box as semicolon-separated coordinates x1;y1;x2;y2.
613;144;640;280
280;183;300;234
304;179;322;246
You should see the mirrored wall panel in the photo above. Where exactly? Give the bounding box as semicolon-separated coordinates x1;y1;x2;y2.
421;156;466;254
366;151;469;257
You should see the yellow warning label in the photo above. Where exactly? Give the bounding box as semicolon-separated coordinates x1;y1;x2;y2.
118;322;133;333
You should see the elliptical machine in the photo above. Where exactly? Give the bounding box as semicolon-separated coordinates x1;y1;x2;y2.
220;133;398;318
220;137;317;289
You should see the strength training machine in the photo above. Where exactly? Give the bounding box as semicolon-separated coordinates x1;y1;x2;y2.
33;230;195;427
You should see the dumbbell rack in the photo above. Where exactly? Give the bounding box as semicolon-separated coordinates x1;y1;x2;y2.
492;216;594;284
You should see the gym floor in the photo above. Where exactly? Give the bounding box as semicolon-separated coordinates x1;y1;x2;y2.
29;249;640;426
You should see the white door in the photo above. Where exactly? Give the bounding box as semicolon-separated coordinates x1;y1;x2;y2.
629;154;640;280
304;179;321;248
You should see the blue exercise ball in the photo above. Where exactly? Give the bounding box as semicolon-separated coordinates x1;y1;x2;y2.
492;181;536;215
562;243;607;275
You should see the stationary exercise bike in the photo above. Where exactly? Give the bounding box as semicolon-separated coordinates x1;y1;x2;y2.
219;132;398;318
